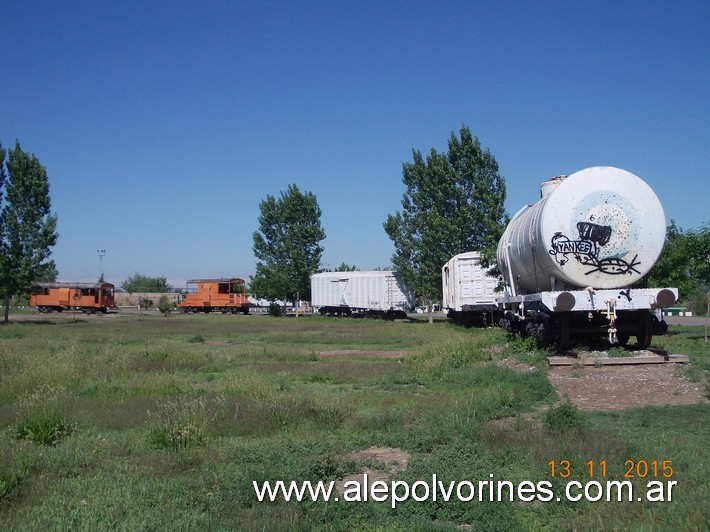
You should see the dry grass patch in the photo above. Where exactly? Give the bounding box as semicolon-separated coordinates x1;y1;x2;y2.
319;350;413;358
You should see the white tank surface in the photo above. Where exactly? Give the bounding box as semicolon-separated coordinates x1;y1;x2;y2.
498;166;667;295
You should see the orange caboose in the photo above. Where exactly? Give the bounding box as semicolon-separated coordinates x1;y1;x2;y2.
30;282;116;313
177;278;250;314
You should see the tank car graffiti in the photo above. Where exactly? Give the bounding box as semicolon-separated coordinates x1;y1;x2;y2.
549;222;641;276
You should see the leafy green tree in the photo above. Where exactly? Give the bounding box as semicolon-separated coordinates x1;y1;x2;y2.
646;222;693;297
251;184;325;306
0;142;59;323
0;145;4;263
648;221;710;340
335;263;358;272
121;273;170;293
687;225;710;341
647;222;710;305
384;125;507;322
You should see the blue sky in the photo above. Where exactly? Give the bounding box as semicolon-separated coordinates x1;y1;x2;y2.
2;1;708;287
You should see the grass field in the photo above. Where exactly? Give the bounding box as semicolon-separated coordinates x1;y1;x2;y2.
0;312;708;530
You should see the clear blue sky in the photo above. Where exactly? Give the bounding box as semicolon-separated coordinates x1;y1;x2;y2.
2;1;708;288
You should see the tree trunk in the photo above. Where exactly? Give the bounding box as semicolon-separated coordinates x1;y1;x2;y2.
705;290;709;342
3;296;9;324
428;298;434;324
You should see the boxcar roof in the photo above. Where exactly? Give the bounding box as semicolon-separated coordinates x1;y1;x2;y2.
186;278;245;284
37;282;114;289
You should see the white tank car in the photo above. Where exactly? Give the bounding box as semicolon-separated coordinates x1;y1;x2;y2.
497;167;677;349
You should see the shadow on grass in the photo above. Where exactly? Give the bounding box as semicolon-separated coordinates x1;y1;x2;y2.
6;319;87;326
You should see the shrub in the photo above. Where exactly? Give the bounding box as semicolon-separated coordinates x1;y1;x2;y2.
267;303;284;317
157;295;173;317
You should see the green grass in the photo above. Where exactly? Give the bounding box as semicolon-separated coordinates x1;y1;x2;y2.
0;313;708;529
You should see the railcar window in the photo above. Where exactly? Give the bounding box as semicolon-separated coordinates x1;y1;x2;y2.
218;284;229;294
230;283;244;294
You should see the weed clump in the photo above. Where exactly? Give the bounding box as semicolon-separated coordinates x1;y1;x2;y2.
543;401;586;433
148;396;221;450
607;346;629;358
13;384;74;446
0;471;20;502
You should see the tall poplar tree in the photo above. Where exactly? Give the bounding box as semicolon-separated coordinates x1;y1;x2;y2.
0;142;59;323
384;125;507;322
251;184;325;306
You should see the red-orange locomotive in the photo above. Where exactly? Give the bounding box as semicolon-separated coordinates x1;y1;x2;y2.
30;282;116;313
177;278;250;314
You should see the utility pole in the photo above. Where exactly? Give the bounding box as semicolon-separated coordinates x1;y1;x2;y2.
97;249;106;281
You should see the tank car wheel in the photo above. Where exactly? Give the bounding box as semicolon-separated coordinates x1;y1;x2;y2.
636;312;653;349
616;333;630;346
556;313;570;350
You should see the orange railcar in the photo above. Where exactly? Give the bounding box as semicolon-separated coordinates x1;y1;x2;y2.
177;278;250;314
30;282;116;313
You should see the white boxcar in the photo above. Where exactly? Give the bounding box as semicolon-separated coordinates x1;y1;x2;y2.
442;252;502;326
311;271;415;317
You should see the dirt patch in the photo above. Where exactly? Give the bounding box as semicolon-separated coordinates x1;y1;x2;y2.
548;363;708;411
336;446;411;495
320;350;412;359
206;340;230;346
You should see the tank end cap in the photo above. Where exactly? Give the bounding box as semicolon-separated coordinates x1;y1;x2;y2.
655;289;677;309
555;292;576;312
